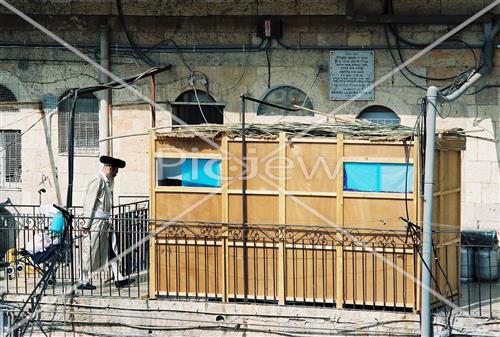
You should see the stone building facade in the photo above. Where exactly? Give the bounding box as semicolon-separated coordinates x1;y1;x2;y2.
0;0;498;230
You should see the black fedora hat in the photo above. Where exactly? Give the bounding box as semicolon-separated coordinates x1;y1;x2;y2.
100;155;126;168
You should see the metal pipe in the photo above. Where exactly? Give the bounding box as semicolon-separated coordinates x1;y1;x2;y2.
421;20;499;337
66;90;78;208
65;89;78;290
99;25;110;156
150;75;156;128
241;95;248;302
421;86;439;337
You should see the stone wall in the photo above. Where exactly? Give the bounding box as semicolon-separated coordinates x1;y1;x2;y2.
0;1;498;229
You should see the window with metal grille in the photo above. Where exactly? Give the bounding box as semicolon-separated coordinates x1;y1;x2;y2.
58;92;99;154
356;105;400;125
0;85;18;112
257;85;313;116
171;90;224;125
0;130;22;188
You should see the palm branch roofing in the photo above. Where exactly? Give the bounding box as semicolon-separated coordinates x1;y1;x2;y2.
155;122;466;151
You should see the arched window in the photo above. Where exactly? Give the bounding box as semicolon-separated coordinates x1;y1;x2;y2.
58;91;99;153
257;85;313;116
356;105;400;125
171;89;224;125
0;84;18;112
0;84;21;188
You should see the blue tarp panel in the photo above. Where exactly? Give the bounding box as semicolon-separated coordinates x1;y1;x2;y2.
343;162;413;193
182;158;221;187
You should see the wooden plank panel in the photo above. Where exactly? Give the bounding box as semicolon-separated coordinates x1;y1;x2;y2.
434;150;441;192
227;141;280;191
156;137;220;155
442;150;461;190
286;142;338;192
432;196;440;225
246;245;278;300
285;196;337;226
284;246;336;304
440;192;461;242
155;192;221;222
156;242;223;297
343;248;416;309
344;144;413;159
228;195;279;224
343;198;414;230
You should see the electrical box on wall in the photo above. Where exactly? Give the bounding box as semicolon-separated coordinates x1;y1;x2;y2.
256;18;282;39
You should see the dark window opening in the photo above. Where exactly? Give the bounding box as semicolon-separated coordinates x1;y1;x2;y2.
0;85;18;112
171;90;224;125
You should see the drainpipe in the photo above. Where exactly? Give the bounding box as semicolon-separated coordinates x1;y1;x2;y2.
421;20;499;337
99;25;110;156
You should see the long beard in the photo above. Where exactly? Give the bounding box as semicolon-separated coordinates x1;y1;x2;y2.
107;176;115;191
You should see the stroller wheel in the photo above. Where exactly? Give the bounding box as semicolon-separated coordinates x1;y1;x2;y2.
7;266;13;274
16;264;24;272
46;278;56;287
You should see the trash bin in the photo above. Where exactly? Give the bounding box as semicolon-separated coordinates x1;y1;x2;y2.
475;247;499;281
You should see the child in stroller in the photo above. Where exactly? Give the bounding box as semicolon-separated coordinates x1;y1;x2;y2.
3;214;65;287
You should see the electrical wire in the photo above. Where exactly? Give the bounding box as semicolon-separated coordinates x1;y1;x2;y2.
0;111;40;129
116;0;157;67
466;84;500;95
191;84;209;124
153;38;193;73
0;93;71;154
0;67;165;154
266;37;272;89
37;316;422;336
275;67;321;123
385;0;479;72
383;24;428;91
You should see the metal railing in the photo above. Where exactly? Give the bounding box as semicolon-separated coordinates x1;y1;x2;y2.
0;201;149;298
151;222;420;309
1;208;498;319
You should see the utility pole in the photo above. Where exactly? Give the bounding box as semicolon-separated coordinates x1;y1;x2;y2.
421;20;499;337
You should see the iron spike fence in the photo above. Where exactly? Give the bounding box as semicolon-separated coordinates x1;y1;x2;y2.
0;205;498;318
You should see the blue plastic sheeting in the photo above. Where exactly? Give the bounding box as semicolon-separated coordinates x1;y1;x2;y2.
182;158;221;187
343;162;413;193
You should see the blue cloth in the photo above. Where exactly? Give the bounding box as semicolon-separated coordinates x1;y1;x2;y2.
344;162;413;193
182;159;221;187
49;212;65;235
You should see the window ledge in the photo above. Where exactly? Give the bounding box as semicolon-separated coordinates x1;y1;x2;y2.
59;152;99;158
0;187;21;191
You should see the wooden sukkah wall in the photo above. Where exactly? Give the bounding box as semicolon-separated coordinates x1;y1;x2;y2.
148;126;463;311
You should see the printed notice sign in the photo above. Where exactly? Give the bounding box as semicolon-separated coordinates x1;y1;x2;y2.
330;50;374;100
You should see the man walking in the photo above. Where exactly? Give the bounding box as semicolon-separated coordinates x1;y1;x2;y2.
78;155;134;290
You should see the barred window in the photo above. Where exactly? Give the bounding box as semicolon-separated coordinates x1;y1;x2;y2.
0;130;22;188
0;85;21;188
58;92;99;154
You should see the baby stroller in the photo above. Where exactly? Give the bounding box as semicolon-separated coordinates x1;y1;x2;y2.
3;212;66;287
10;205;73;337
8;234;63;287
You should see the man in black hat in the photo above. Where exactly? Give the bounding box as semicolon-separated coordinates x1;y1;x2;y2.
78;155;134;290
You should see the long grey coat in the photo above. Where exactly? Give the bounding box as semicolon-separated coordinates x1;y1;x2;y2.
81;172;113;272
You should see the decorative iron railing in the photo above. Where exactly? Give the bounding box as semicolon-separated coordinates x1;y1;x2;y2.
0;205;498;319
